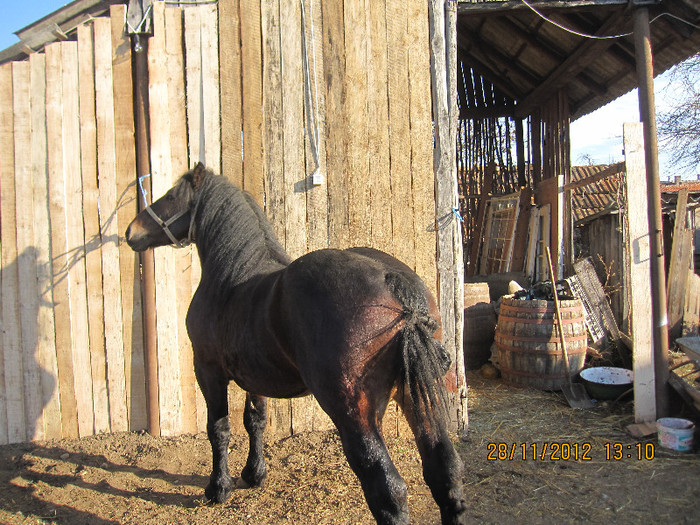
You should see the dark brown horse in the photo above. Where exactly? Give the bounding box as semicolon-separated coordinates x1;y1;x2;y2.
125;163;467;524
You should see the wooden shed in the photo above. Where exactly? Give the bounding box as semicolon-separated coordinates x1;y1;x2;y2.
0;0;466;444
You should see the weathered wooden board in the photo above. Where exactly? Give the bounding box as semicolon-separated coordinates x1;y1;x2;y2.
302;0;330;255
111;4;146;432
387;0;415;268
148;1;183;436
408;0;438;291
219;0;243;185
12;61;46;442
30;52;62;441
94;19;128;433
344;0;371;248
77;23;110;436
0;63;24;444
240;0;265;203
623;122;655;424
45;43;80;439
667;189;690;341
322;0;349;249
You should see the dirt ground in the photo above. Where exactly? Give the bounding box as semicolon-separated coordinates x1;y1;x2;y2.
1;372;699;525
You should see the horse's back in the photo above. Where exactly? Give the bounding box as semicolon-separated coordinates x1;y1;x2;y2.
278;248;438;397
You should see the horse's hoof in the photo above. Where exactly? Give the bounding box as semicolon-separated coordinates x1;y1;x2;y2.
205;478;232;504
235;477;251;489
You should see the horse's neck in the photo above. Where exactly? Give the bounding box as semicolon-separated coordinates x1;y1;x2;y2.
194;185;289;290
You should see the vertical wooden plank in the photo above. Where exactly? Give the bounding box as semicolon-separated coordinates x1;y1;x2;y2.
45;44;80;439
59;41;94;438
308;0;333;431
180;5;206;434
61;40;95;438
667;188;689;341
149;1;182;436
623;122;656;423
179;5;202;435
261;0;286;244
185;6;204;165
344;0;370;248
281;0;307;260
282;0;312;433
259;0;291;438
429;0;465;432
386;0;415;267
407;0;437;292
94;19;128;433
13;61;46;442
78;23;110;436
322;0;349;249
30;53;62;441
302;0;329;254
44;50;75;438
240;0;265;203
201;3;221;174
219;0;243;185
0;63;25;444
111;4;147;432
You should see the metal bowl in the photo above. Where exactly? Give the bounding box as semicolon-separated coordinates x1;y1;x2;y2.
579;367;633;400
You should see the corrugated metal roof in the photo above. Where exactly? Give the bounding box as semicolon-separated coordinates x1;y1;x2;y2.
571;165;700;223
571;164;624;223
457;0;700;120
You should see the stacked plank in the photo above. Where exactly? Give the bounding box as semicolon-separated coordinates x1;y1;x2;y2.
0;0;449;444
0;5;145;444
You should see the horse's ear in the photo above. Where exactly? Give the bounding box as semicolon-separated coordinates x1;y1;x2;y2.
192;162;206;189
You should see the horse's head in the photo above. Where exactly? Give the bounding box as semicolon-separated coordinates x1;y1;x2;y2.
125;162;207;252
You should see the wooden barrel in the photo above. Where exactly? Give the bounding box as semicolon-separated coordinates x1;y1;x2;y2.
463;283;497;370
493;297;587;390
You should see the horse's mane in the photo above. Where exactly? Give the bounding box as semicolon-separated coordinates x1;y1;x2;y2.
192;170;291;289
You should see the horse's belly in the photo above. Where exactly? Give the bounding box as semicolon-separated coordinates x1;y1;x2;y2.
230;373;310;399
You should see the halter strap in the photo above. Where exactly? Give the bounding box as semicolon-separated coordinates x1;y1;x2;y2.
138;174;196;249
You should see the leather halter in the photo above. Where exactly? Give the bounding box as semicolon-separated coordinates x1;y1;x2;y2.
138;174;197;249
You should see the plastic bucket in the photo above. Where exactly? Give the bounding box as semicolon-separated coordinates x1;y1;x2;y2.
656;418;695;452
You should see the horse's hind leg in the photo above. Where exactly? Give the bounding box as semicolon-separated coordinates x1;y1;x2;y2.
398;393;467;525
195;363;233;503
334;417;409;525
237;393;268;488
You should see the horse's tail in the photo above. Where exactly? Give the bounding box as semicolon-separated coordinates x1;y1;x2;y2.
385;272;451;417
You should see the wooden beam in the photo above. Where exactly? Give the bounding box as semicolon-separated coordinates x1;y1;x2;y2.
564;161;624;191
634;7;669;417
457;0;658;15
623;122;656;424
516;10;627;117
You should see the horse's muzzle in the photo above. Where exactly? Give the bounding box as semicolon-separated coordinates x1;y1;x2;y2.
125;222;148;252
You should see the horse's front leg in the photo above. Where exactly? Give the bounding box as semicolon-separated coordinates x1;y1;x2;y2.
237;393;268;488
195;363;233;503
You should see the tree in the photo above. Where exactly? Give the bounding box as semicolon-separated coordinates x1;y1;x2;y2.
657;53;700;174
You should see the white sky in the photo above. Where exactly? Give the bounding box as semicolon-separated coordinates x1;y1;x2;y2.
570;69;698;181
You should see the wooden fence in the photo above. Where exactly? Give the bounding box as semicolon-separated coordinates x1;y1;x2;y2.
0;0;454;445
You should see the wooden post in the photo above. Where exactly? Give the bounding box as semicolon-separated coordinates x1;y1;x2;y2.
634;7;669;417
623;122;656;424
132;24;160;438
429;0;467;434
